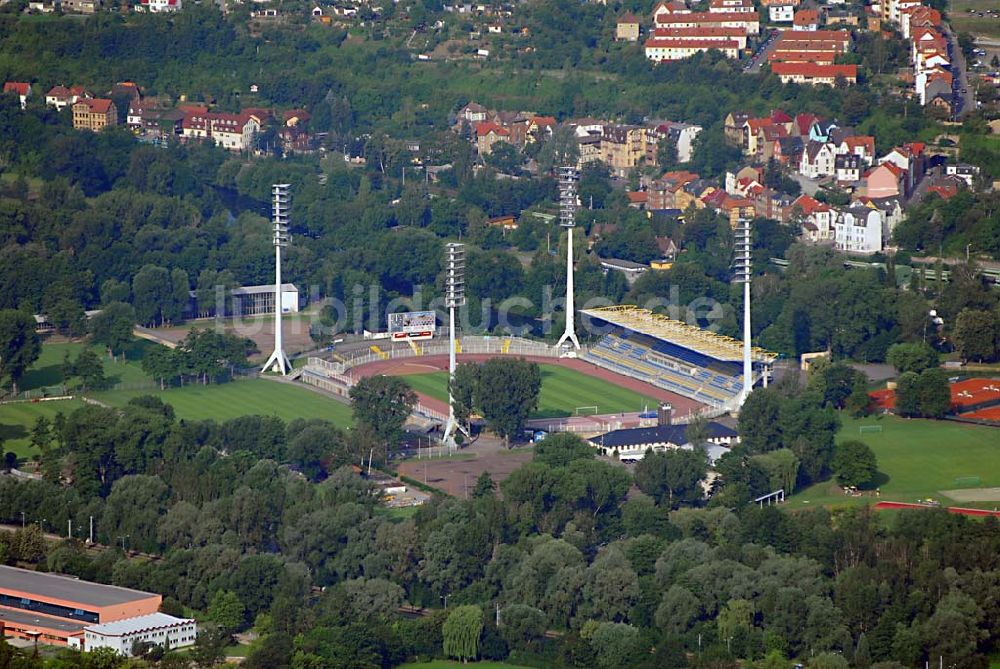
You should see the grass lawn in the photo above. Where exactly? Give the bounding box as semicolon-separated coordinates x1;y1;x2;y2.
949;0;1000;38
791;414;1000;509
1;342;354;460
19;340;155;393
400;364;660;419
0;399;85;458
93;380;354;426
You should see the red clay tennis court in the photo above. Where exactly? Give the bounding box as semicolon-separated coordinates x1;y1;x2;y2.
875;501;1000;517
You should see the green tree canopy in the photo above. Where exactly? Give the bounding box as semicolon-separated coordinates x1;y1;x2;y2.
0;309;41;394
442;604;483;662
831;440;878;488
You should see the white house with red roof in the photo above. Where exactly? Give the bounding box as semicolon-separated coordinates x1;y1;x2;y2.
653;0;690;23
654;11;760;34
791;194;836;241
3;82;31;110
182;110;261;151
708;0;755;14
46;85;91;111
139;0;181;12
792;8;819;30
770;62;857;85
645;37;741;61
837;135;876;166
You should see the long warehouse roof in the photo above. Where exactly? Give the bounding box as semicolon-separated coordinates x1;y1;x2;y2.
0;566;159;608
582;305;777;363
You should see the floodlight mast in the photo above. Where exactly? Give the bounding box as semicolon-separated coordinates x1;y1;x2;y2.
262;184;292;375
556;166;580;350
443;242;466;448
734;217;753;404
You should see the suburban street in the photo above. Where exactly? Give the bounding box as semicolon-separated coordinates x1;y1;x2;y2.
745;28;780;74
940;21;976;116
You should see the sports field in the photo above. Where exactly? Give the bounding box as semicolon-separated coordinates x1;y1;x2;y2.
92;380;354;426
18;341;153;393
792;415;1000;509
0;399;86;458
400;363;661;419
0;342;354;460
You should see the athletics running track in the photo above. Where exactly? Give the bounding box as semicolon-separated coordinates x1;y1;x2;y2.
349;354;706;428
875;501;1000;518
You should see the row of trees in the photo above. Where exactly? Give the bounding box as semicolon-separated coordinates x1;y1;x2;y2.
141;330;257;388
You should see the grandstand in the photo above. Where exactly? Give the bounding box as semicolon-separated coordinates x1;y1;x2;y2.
581;305;777;409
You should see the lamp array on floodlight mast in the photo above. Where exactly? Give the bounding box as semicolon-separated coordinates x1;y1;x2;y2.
556;166;580;350
262;184;292;375
733;217;753;404
442;242;466;447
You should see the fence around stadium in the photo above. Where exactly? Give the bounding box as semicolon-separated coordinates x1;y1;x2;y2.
308;336;563;379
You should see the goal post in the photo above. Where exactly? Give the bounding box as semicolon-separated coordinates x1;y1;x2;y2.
954;476;981;487
859;425;883;434
575;406;599;416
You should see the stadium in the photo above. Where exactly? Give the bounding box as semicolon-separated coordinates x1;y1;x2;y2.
301;304;778;434
581;305;777;410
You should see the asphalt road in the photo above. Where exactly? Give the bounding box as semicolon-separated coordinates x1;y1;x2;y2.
940;22;976;117
745;28;780;74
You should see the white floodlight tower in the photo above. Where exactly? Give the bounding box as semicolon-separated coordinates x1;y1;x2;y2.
442;242;466;447
734;217;753;404
262;184;292;375
556;166;580;350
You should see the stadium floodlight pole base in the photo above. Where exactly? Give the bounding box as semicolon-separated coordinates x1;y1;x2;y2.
262;347;291;376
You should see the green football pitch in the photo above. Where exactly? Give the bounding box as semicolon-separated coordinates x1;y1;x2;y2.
92;380;354;426
0;342;354;459
792;415;1000;509
400;363;661;419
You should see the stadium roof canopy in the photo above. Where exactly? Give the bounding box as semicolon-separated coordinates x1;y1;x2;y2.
582;305;777;363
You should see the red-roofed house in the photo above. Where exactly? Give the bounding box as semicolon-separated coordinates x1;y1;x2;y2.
182;110;261;151
3;82;31;110
616;13;641;42
45;85;90;111
653;0;691;24
791;194;835;241
925;175;963;200
865;163;905;199
72;98;117;131
838;135;876;166
626;191;649;209
793;113;819;137
709;0;755;13
139;0;181;12
645;37;741;61
770;62;857;85
793;8;819;30
653;10;760;34
475;122;510;155
652;26;749;49
527;116;556;140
